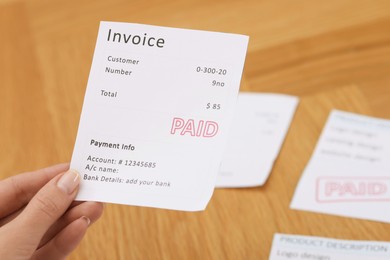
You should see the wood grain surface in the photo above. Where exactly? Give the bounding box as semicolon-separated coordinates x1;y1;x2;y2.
1;0;390;259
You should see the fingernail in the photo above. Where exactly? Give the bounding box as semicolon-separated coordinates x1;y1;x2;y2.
81;216;91;226
57;169;80;194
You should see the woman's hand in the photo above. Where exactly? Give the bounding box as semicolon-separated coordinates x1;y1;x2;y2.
0;163;103;259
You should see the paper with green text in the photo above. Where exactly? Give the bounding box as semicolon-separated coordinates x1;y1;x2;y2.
270;233;390;260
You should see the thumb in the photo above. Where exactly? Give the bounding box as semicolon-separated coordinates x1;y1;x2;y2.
10;170;80;252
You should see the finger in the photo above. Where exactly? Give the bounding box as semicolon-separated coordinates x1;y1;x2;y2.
1;202;81;227
0;206;24;227
0;201;103;240
0;163;69;218
32;216;90;260
0;201;98;230
70;200;85;208
7;169;80;255
39;202;103;247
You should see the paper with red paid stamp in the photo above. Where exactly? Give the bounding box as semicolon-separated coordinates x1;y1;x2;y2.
291;110;390;223
70;21;248;211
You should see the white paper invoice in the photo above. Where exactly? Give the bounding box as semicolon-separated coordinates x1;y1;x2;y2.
269;233;390;260
216;93;299;187
70;21;248;211
291;110;390;222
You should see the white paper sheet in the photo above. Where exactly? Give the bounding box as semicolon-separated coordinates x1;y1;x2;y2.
291;110;390;222
70;21;248;211
216;93;299;187
269;233;390;260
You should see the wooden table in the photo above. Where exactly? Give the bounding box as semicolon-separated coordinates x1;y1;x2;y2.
1;0;390;259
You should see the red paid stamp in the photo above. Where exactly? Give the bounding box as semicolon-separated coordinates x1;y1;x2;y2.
316;177;390;203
